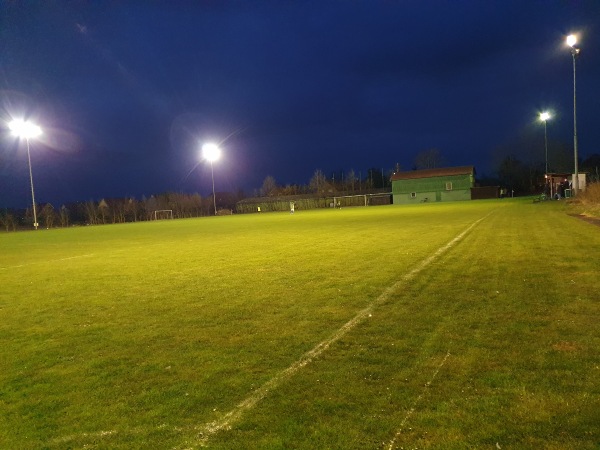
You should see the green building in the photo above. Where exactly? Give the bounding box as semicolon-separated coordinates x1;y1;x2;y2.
391;166;475;204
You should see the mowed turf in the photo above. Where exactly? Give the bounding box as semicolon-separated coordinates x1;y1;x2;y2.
0;200;598;449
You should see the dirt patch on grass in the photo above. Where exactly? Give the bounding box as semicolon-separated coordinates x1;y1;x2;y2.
552;341;579;352
569;214;600;227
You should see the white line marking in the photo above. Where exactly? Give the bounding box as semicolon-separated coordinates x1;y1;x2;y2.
49;212;492;446
386;350;451;450
57;254;95;261
0;254;95;270
52;429;119;445
195;214;489;444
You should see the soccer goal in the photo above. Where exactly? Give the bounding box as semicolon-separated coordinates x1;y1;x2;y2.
330;193;392;208
153;209;174;220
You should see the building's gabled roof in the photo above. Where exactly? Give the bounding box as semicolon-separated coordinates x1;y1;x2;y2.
390;166;475;181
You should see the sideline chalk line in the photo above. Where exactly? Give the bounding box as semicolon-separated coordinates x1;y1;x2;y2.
195;213;490;444
386;350;451;450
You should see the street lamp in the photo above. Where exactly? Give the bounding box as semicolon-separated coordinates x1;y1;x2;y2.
202;143;221;216
539;112;551;175
566;33;580;195
9;119;43;230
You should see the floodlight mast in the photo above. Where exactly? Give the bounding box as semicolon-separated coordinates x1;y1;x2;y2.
539;112;551;175
9;119;43;230
202;143;221;216
567;34;580;195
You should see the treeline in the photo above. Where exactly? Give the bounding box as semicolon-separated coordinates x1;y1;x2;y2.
0;191;242;231
0;166;394;231
257;167;392;197
4;152;598;231
484;153;600;195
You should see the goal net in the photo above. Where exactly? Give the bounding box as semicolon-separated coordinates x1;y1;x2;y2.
329;193;392;208
153;209;174;220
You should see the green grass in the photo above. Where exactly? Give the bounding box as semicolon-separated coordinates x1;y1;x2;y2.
1;200;598;449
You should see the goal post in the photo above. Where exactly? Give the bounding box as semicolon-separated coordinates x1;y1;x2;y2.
153;209;174;220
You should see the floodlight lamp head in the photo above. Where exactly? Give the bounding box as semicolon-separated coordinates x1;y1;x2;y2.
566;34;577;47
9;119;42;139
202;143;221;162
539;112;551;122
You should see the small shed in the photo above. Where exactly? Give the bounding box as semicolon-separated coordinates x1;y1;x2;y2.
391;166;475;204
545;173;573;198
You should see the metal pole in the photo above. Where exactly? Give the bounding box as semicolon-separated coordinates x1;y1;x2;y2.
572;48;579;194
26;138;38;230
544;120;548;175
210;160;217;215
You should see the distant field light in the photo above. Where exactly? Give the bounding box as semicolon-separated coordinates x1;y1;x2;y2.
566;34;577;47
539;112;551;122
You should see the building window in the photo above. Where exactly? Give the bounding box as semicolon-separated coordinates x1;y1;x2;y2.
410;192;417;198
445;182;453;191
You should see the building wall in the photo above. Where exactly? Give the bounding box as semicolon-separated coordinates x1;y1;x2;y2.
392;173;473;204
471;186;500;200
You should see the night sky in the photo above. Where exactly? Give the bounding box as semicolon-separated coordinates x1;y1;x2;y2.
1;1;599;208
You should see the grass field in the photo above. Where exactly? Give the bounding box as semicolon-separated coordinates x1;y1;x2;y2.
1;199;599;449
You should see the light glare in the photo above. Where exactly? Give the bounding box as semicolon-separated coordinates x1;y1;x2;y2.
566;34;577;47
539;112;551;122
202;143;221;162
9;119;43;139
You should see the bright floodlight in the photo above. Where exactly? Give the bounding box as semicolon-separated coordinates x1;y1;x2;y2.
539;112;551;122
9;119;43;139
202;143;221;162
566;34;577;47
9;119;43;230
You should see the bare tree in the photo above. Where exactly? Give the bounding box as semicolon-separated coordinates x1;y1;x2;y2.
414;148;443;169
547;142;574;173
143;196;158;220
125;198;138;222
346;169;356;192
309;169;327;194
498;154;528;192
24;204;38;228
190;193;203;217
261;175;278;197
280;184;300;196
83;201;98;224
40;203;55;228
98;199;109;224
0;211;17;231
105;198;126;223
59;205;70;227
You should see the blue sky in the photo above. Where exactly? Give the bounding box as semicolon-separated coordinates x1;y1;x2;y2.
1;1;599;207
